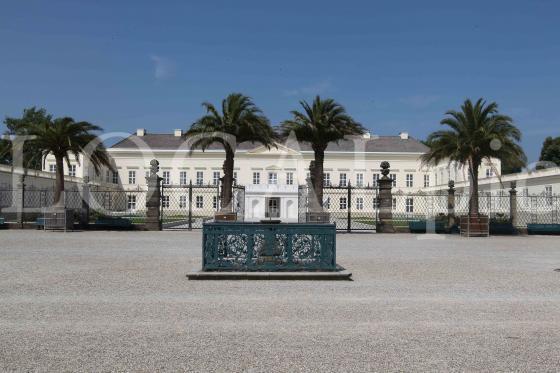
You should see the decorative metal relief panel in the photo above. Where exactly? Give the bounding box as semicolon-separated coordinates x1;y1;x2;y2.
202;222;336;271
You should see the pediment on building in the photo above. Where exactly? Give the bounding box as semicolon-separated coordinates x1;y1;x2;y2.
246;142;301;156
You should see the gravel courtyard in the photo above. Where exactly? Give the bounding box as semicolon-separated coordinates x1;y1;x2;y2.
1;231;560;372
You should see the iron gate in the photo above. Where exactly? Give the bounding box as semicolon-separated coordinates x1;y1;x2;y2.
161;183;246;229
161;183;219;229
298;184;379;231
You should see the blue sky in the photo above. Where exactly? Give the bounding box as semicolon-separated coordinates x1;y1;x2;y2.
1;0;559;161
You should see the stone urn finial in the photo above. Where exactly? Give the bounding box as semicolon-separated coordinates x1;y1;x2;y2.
380;161;390;178
448;180;455;189
149;159;160;177
510;181;517;190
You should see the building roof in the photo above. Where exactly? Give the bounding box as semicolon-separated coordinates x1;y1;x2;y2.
110;133;429;153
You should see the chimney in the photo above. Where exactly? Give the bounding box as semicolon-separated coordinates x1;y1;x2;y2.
399;132;409;140
174;129;183;137
136;129;146;137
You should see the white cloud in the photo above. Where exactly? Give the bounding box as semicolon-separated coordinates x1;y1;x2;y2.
399;95;440;109
150;55;175;80
283;79;333;97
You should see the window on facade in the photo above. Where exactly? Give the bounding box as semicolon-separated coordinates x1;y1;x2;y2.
424;174;430;188
546;185;553;206
196;195;203;208
286;172;293;185
323;173;331;187
339;197;347;210
213;196;218;209
162;171;170;185
356;173;363;187
268;172;277;185
339;173;347;187
112;171;119;184
356;197;363;210
196;171;204;186
233;172;238;184
523;188;529;207
127;195;137;210
486;169;493;178
324;197;330;209
179;195;187;208
406;198;414;213
373;173;380;186
406;174;413;188
49;164;56;173
253;172;260;185
106;170;110;183
374;197;380;209
392;198;396;210
213;171;220;186
162;195;170;208
68;165;76;177
128;170;136;184
180;171;187;185
390;174;396;187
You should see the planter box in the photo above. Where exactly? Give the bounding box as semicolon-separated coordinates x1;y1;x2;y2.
527;224;560;235
489;222;516;235
460;215;489;237
408;220;448;234
214;212;237;222
306;211;331;223
44;209;74;231
95;217;133;230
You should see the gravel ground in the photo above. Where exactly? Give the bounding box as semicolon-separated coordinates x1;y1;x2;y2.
1;230;560;372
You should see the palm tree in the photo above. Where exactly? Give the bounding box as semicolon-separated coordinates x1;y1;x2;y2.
186;93;276;213
280;96;365;208
422;98;526;216
3;107;53;170
28;117;113;205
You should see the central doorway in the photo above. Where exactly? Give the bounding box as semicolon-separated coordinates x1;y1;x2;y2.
265;197;280;218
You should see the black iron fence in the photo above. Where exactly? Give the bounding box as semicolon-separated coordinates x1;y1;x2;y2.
1;183;558;231
88;189;147;223
298;185;560;231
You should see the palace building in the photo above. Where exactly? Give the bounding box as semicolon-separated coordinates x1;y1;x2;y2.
39;128;510;222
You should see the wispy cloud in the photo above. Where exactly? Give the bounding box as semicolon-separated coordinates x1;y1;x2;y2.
283;79;333;97
399;95;440;109
150;55;175;80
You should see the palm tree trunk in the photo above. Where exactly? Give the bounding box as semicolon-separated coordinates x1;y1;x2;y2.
469;160;480;216
312;150;325;209
220;149;234;213
53;155;65;207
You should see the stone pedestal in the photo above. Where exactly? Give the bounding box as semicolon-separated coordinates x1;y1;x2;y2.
145;160;162;231
376;161;395;233
447;180;456;231
509;181;518;228
80;176;90;228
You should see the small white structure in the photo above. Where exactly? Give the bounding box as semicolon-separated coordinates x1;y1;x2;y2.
244;184;299;222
